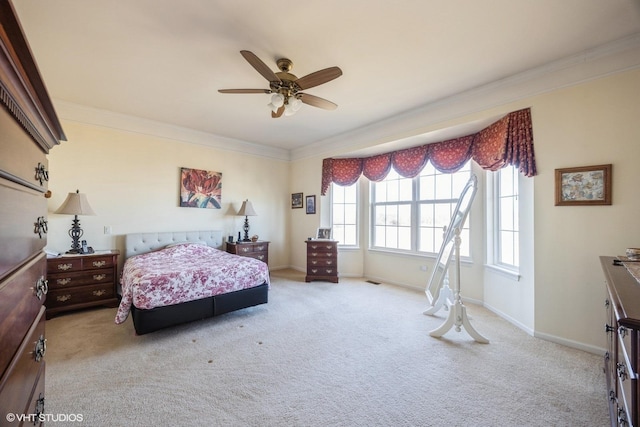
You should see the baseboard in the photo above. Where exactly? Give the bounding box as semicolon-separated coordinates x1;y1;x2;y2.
533;331;606;356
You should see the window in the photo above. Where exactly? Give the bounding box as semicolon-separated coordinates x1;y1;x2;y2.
371;161;471;256
331;182;358;246
495;165;519;268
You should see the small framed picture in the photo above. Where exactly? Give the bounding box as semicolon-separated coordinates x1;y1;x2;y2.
316;227;332;240
306;195;316;214
555;164;612;206
291;192;303;209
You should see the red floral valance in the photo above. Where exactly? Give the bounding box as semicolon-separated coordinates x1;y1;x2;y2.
321;108;536;195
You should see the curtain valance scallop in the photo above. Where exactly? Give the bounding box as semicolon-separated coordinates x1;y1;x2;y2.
321;108;535;195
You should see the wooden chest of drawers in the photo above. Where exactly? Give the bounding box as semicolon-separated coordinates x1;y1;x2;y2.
226;241;269;265
601;256;640;427
305;240;338;283
0;2;65;422
46;251;120;319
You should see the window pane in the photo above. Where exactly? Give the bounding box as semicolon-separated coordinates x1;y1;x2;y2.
419;227;435;253
500;198;514;230
398;204;411;226
333;205;345;224
398;227;411;250
375;206;385;225
375;225;385;246
344;205;357;224
399;179;413;201
434;204;451;228
419;175;435;200
386;227;398;249
344;225;357;245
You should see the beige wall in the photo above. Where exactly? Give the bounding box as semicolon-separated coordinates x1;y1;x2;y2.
46;122;290;270
289;68;640;353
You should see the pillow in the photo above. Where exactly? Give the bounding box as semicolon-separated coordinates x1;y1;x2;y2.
164;241;207;249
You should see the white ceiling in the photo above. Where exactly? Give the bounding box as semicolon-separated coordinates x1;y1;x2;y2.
11;0;640;156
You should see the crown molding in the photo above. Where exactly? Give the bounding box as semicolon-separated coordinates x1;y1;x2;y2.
291;32;640;161
53;101;291;161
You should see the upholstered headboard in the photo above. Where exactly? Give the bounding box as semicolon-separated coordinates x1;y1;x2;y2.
124;230;224;260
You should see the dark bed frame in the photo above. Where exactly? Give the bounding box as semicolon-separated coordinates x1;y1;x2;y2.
123;231;268;335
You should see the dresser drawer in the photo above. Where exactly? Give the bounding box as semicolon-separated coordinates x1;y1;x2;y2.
0;306;46;422
46;258;83;273
308;257;337;267
0;253;46;378
244;252;268;263
47;270;114;290
307;242;337;253
0;107;49;191
0;179;47;281
46;283;116;310
307;266;338;276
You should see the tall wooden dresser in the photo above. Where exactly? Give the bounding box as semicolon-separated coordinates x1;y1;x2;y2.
305;240;339;283
0;2;65;424
600;256;640;427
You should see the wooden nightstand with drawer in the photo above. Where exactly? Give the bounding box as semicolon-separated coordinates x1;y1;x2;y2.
305;240;338;283
225;241;269;265
45;250;119;319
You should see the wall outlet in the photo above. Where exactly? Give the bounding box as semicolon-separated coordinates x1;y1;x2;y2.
420;265;428;271
104;225;112;235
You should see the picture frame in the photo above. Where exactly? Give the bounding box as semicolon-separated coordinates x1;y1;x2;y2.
306;195;316;214
291;192;303;209
555;164;612;206
179;167;222;209
316;227;332;240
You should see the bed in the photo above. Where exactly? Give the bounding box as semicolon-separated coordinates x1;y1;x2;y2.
115;230;269;335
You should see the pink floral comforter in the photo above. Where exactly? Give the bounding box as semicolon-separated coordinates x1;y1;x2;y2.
115;243;270;324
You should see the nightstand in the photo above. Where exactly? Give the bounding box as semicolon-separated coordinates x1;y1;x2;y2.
225;241;269;265
305;240;338;283
45;250;119;319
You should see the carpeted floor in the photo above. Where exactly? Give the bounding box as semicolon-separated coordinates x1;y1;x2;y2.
43;269;609;426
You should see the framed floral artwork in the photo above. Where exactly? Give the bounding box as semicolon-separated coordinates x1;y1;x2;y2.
555;164;611;206
179;167;222;209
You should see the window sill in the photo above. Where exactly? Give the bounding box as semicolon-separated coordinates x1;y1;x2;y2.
484;264;520;281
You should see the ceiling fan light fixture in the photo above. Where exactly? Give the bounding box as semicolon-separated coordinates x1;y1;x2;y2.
267;93;285;112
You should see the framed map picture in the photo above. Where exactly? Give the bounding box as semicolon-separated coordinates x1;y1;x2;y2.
555;164;611;206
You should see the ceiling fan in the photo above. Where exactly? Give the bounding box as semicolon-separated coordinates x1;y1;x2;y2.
218;50;342;118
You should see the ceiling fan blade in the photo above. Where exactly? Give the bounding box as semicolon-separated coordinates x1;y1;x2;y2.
218;89;270;94
272;105;284;118
295;67;342;90
299;93;338;110
240;50;280;83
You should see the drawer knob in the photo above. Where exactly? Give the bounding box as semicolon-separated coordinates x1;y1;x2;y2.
34;393;45;420
257;255;264;261
56;294;72;302
57;263;73;271
93;274;107;281
92;289;107;297
617;362;628;381
92;260;107;268
56;278;72;286
34;216;48;238
32;276;48;300
311;269;318;273
326;260;333;265
35;162;49;185
311;245;318;249
311;252;318;257
326;269;333;274
618;326;628;338
34;335;47;362
617;407;628;425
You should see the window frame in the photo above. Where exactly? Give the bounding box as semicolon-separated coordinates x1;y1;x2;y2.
330;181;359;248
369;162;472;258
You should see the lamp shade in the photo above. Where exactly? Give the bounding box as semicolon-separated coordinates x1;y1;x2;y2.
55;190;96;216
237;199;257;216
